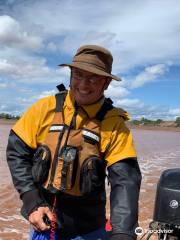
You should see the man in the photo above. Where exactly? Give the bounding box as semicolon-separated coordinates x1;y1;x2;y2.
7;45;141;240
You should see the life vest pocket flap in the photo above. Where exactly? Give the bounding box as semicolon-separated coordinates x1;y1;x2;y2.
80;156;106;196
59;145;78;191
32;145;51;184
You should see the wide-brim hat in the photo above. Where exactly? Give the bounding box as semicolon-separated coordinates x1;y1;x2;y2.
59;45;121;81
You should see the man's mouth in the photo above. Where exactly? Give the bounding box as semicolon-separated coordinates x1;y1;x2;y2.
77;89;91;95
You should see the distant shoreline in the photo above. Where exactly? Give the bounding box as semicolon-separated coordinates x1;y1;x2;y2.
128;124;180;132
0;119;17;125
1;118;180;132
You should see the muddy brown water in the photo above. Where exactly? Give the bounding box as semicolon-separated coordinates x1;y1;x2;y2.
1;123;180;239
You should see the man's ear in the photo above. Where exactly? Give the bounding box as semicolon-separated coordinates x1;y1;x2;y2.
104;78;112;90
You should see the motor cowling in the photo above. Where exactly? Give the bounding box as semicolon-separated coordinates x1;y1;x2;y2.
153;168;180;226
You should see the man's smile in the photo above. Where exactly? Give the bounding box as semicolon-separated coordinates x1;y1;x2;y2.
77;89;91;95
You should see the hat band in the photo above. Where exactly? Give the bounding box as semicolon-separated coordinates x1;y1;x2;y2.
73;60;111;73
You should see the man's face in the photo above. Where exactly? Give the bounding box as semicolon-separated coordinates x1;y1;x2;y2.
70;68;111;105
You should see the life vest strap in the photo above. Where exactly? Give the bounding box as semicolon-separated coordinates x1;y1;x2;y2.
55;91;67;112
95;98;113;121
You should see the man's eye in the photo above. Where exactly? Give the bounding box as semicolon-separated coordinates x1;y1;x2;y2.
75;72;82;77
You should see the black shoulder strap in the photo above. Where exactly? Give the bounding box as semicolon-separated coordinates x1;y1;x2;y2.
95;98;113;121
56;83;66;92
55;90;67;112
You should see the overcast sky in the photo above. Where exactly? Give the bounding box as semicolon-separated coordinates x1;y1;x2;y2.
0;0;180;119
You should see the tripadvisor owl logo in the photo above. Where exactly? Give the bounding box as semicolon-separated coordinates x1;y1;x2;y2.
135;227;144;236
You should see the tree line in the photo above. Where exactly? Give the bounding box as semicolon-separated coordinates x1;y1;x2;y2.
0;113;20;120
130;117;180;127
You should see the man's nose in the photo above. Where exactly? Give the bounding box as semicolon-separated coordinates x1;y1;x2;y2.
78;78;90;86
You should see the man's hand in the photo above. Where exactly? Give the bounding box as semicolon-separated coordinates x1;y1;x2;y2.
29;206;53;232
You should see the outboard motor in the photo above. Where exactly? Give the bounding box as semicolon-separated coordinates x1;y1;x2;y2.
150;168;180;240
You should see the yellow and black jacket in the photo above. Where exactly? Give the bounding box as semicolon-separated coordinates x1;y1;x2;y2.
6;89;141;239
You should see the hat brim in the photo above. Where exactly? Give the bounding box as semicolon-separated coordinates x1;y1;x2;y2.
59;63;121;81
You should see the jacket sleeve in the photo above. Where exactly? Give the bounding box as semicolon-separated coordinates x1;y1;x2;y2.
107;157;142;239
6;130;46;218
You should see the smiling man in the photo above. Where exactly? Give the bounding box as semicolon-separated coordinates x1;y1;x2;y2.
70;67;111;105
7;45;141;240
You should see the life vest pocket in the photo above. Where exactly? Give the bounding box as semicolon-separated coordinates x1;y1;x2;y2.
32;145;51;184
80;156;106;196
56;145;78;191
